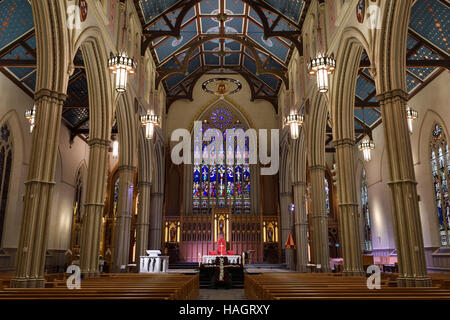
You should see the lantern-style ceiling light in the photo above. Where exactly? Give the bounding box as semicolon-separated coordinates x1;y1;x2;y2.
309;53;336;93
358;135;375;162
108;52;136;93
25;105;36;133
140;111;160;140
112;139;119;159
406;106;418;134
284;113;304;140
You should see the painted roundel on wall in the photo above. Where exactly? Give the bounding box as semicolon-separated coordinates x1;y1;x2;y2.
356;0;365;24
80;0;88;22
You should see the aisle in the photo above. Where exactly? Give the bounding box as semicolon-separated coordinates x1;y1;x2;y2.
198;289;246;300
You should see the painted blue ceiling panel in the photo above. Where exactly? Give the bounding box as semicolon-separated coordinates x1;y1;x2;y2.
355;76;376;101
225;53;240;65
226;0;245;14
182;7;196;25
408;67;436;81
248;7;262;25
204;41;219;51
247;20;289;62
354;109;379;128
410;45;442;60
1;44;33;60
201;17;218;33
0;0;34;50
406;73;421;92
258;73;279;90
205;52;220;65
409;0;449;55
226;16;244;33
165;73;186;90
225;40;241;51
139;0;180;23
407;35;418;51
154;20;198;62
22;70;36;92
6;66;34;80
188;56;201;74
200;0;219;14
63;108;89;128
261;0;305;24
243;56;257;74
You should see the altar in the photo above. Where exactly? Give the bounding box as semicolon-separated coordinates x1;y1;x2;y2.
199;238;244;289
139;250;169;273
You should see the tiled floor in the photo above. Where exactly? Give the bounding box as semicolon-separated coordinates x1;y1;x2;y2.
198;289;246;300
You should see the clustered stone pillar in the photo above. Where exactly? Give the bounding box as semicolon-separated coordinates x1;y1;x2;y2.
292;182;309;272
280;191;294;269
149;192;164;250
334;138;364;276
135;181;152;263
11;89;66;288
378;89;431;287
112;165;136;272
309;165;331;272
80;138;110;277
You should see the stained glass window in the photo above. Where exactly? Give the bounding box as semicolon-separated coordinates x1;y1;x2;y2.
0;125;12;245
193;106;251;214
70;168;83;252
324;178;330;216
430;124;450;246
361;168;372;251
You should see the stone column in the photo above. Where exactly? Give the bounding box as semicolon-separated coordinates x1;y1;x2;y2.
79;138;110;277
377;89;431;287
309;166;331;272
334;139;364;276
149;192;164;250
111;165;136;272
280;192;294;269
11;89;66;288
292;182;308;272
135;181;151;263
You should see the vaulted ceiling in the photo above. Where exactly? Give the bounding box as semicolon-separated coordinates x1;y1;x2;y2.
0;0;448;144
135;0;309;110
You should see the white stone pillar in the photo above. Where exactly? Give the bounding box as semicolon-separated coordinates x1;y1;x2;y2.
135;181;151;262
11;89;66;288
112;165;136;272
292;182;308;272
149;192;164;250
309;165;331;272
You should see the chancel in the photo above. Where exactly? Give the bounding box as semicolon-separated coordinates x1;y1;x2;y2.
0;0;449;303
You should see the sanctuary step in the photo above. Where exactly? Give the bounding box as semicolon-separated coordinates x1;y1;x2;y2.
169;262;199;270
199;267;244;289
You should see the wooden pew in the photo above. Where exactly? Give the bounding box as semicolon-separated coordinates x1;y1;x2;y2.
0;273;199;300
245;273;450;300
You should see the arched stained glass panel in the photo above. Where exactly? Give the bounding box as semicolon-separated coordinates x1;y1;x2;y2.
192;105;250;214
361;168;372;251
431;124;450;246
0;124;12;245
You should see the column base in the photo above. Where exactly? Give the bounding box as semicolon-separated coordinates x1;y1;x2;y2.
397;276;432;287
10;277;45;288
296;265;309;273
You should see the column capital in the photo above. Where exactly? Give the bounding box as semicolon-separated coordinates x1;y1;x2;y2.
376;89;408;104
88;138;110;148
333;138;355;148
309;165;326;172
118;165;136;173
151;192;164;197
34;89;67;105
138;181;152;188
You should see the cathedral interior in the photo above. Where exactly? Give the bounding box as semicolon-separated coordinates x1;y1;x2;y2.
0;0;449;304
